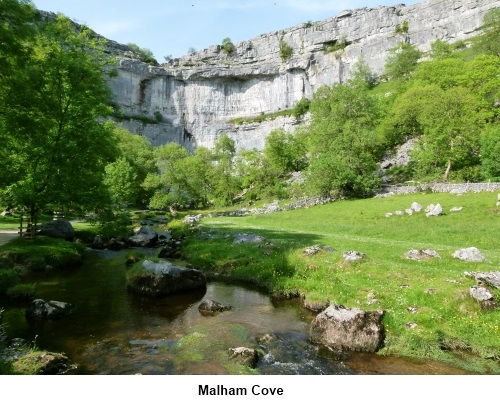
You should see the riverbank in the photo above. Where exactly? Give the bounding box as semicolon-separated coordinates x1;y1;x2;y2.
170;191;500;373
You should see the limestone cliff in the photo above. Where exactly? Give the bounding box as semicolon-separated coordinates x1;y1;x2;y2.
106;0;500;151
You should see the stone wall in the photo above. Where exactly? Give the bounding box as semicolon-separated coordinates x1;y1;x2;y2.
376;182;500;197
106;0;500;150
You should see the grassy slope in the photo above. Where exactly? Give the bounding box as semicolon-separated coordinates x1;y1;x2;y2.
179;191;500;372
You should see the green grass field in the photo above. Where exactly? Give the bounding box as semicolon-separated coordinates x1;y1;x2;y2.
177;191;500;372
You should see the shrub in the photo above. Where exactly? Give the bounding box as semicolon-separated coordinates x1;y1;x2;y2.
0;268;21;295
279;40;293;61
221;37;235;54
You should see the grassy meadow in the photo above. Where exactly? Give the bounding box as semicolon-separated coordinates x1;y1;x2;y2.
175;191;500;372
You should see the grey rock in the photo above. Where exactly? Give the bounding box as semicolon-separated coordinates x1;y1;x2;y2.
450;206;463;212
183;214;202;226
127;260;206;297
90;235;106;249
464;272;500;289
26;299;73;319
303;245;322;256
106;238;127;251
343;251;366;262
128;226;158;247
425;203;443;217
452;247;486;262
404;249;441;260
410;202;423;212
228;347;259;368
385;213;393;218
470;286;493;302
310;304;384;353
39;219;75;240
233;233;265;244
106;1;496;151
198;299;233;315
405;208;414;215
394;210;404;216
303;300;329;313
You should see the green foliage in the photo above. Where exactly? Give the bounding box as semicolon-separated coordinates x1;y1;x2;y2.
126;42;158;64
92;209;132;240
430;39;454;59
279;39;293;61
474;7;500;56
211;134;239;207
103;157;139;206
221;37;235;54
480;126;500;180
264;129;307;173
322;35;347;54
292;98;310;119
0;268;21;295
384;42;422;80
0;13;118;221
394;20;409;35
6;283;35;301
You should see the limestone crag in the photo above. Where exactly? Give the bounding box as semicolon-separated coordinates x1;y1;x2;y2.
106;0;500;150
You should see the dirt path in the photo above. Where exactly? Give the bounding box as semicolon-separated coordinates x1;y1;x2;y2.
0;230;18;246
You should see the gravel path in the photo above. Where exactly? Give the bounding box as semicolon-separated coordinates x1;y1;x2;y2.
0;230;18;246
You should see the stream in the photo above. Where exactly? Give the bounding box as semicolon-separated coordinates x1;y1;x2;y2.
1;248;469;375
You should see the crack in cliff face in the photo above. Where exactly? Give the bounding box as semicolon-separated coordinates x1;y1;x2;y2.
106;0;500;151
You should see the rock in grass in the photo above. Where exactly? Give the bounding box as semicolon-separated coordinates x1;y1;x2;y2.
464;272;500;289
425;203;443;217
309;304;384;353
410;202;422;212
12;351;74;375
404;249;441;260
233;233;265;244
198;299;232;316
343;251;366;262
470;286;496;309
39;219;75;240
452;247;486;262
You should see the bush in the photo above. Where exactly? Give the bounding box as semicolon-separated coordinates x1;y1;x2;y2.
279;40;293;61
7;283;35;301
221;37;235;54
0;268;21;295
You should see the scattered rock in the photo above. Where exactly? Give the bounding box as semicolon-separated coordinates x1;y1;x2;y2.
424;288;437;294
394;210;404;216
452;247;486;262
26;299;73;319
407;306;418;314
385;213;393;218
464;272;500;289
410;202;422;212
425;203;443;217
228;347;259;368
470;286;496;309
450;207;463;212
39;219;75;240
342;251;366;262
404;249;441;260
309;304;384;353
90;235;106;249
249;200;283;215
198;299;232;316
233;233;265;244
303;245;322;256
405;208;414;215
256;333;277;344
12;351;75;375
406;322;418;329
127;260;206;297
128;226;158;247
106;238;127;251
183;214;202;226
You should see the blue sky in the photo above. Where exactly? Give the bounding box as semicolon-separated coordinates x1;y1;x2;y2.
33;0;422;60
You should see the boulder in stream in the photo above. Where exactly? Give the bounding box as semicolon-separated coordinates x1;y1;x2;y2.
228;347;259;368
26;299;73;319
310;304;384;353
198;299;232;316
127;260;206;297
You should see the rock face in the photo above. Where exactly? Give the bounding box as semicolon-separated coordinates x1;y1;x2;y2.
39;219;74;240
127;260;206;297
105;0;499;151
310;304;384;352
26;299;73;319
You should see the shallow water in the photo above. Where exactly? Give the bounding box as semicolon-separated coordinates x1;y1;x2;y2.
1;248;469;375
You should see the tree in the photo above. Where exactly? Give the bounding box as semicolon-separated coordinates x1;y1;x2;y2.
474;7;500;57
0;14;118;223
304;80;382;197
103;157;138;206
126;42;157;64
221;37;235;54
264;129;307;173
480;126;500;181
210;133;238;206
384;42;422;80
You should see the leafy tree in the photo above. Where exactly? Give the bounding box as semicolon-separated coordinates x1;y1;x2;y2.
210;133;238;206
279;40;293;61
0;14;118;222
429;39;454;59
103;157;138;206
479;126;500;181
304;80;382;197
221;37;235;54
264;129;307;173
384;42;422;80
